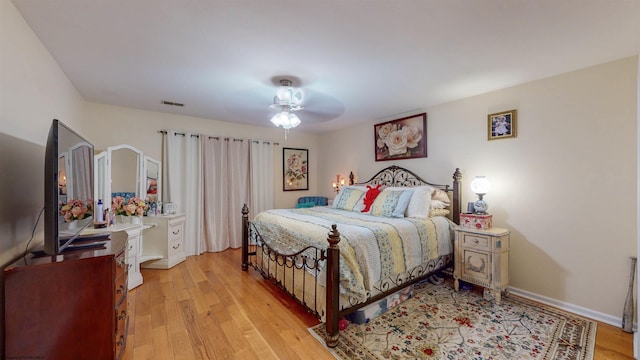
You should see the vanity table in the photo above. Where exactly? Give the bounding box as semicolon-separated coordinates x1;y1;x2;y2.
94;144;165;286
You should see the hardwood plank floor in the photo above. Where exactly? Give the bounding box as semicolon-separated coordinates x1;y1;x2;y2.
122;249;634;359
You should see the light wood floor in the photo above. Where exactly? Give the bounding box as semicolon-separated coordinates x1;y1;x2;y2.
122;249;634;359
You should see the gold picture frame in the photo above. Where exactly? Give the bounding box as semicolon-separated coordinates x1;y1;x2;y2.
488;109;517;140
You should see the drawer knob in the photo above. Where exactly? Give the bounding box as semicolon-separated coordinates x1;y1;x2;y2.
117;258;126;268
473;238;479;244
172;229;180;235
117;335;125;347
117;285;125;294
118;310;127;321
172;243;181;250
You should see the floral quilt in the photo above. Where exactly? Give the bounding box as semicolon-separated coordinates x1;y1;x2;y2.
252;206;454;302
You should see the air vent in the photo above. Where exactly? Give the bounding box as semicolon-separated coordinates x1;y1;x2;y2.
161;100;184;107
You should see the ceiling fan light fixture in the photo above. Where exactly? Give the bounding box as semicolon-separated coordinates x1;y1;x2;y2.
268;78;304;135
270;111;301;130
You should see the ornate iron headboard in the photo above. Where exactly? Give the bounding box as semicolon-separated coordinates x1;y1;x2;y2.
352;165;462;224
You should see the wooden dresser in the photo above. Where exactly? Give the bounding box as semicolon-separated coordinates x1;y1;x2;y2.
4;232;128;359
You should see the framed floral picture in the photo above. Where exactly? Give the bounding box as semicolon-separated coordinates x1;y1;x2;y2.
374;113;427;161
488;109;517;140
283;148;308;191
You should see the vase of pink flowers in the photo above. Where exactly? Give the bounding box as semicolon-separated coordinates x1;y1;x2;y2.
59;198;93;227
112;196;148;224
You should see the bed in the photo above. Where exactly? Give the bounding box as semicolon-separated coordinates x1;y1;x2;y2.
241;165;462;347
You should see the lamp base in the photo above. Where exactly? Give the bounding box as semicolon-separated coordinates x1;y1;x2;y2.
473;199;488;214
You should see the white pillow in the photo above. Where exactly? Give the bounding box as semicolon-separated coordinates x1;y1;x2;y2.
380;185;435;218
430;200;449;209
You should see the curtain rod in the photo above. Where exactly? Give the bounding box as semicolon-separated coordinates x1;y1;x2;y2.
157;130;279;145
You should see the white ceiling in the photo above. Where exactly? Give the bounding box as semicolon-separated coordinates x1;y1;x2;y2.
12;0;640;133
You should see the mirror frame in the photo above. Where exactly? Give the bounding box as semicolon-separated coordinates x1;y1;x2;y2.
143;155;162;203
95;144;144;207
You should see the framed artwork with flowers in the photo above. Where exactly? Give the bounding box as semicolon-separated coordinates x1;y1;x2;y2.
283;148;308;191
375;113;427;161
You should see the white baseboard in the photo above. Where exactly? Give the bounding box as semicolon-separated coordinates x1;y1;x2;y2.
508;286;636;331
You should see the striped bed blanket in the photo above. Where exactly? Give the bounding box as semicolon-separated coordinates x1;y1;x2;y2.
252;206;455;302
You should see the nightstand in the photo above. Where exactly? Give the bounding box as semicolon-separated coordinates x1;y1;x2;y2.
454;226;510;304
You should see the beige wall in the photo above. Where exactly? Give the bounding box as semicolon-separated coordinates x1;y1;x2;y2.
1;0;319;261
2;0;639;330
83;102;319;210
0;0;89;267
318;56;639;322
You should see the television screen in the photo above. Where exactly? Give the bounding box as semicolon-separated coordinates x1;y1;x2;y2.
44;119;94;255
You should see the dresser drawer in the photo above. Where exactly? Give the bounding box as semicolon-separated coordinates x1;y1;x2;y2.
115;316;129;360
168;237;184;257
115;299;128;341
168;223;184;242
115;274;127;307
127;253;138;274
459;232;491;251
115;251;127;279
127;238;138;256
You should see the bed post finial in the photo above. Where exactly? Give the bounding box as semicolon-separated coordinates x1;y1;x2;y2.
325;224;341;348
241;204;249;271
452;168;462;225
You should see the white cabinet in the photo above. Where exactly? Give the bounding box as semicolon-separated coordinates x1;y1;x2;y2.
83;223;144;290
141;214;186;269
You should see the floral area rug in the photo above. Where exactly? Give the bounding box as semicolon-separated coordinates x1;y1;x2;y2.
309;280;596;360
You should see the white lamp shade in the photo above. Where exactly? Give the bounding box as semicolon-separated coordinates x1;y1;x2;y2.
270;111;301;130
470;176;491;195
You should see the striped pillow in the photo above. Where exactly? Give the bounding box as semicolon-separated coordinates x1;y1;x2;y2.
370;189;414;217
333;187;365;211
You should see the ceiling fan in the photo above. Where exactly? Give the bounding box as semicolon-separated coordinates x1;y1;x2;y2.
222;76;345;133
269;79;304;130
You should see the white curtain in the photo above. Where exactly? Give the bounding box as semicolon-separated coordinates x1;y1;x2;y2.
162;131;203;256
201;137;250;252
250;140;275;216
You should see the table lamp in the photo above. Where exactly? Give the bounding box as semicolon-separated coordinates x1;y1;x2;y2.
470;176;491;214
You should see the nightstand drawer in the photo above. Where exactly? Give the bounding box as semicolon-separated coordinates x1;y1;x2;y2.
460;232;491;251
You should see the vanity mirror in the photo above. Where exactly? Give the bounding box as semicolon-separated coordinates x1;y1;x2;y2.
144;156;161;202
95;145;163;216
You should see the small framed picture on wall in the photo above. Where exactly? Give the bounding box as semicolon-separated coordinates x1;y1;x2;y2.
488;109;517;140
283;148;308;191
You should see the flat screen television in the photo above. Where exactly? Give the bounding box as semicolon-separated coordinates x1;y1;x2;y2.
43;119;95;255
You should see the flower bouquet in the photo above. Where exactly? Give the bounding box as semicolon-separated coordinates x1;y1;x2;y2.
112;196;148;217
59;198;93;222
